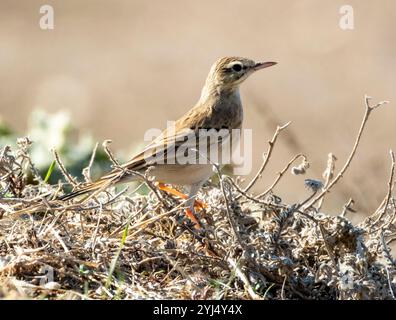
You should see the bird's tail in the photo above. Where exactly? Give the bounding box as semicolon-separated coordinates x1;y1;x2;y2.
58;179;113;201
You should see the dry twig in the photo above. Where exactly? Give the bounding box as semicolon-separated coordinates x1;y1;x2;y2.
256;153;303;198
240;121;291;196
303;96;389;210
52;148;77;188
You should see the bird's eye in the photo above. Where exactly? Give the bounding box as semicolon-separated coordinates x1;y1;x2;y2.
232;64;242;72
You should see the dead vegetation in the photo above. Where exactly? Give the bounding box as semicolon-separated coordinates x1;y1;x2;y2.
0;96;395;300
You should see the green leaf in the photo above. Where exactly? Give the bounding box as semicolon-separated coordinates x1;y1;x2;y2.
263;283;275;300
105;221;130;290
44;160;56;183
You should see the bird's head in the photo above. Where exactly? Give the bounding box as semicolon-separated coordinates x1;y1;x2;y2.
206;56;277;91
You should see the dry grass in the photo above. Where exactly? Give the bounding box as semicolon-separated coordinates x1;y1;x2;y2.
0;96;395;300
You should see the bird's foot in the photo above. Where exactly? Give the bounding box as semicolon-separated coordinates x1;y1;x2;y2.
185;208;202;230
156;183;207;209
157;183;205;229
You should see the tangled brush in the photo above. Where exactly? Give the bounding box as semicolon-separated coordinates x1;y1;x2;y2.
0;96;395;300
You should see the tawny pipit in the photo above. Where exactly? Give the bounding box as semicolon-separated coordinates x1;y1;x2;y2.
61;57;277;226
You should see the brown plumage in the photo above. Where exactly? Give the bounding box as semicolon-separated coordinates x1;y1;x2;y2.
60;57;277;218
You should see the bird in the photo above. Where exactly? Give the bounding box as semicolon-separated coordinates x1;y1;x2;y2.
60;57;277;227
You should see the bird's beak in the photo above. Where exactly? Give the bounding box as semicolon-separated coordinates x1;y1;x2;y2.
252;61;277;71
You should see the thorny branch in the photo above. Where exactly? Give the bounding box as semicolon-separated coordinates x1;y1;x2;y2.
82;142;99;183
369;150;395;230
256;153;304;199
317;153;337;211
102;140;120;167
303;95;389;210
52;148;78;188
0;95;395;300
240;121;291;197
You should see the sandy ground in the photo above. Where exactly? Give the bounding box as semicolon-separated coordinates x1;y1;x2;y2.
0;0;395;220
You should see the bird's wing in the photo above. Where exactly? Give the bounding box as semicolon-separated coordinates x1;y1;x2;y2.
99;103;231;181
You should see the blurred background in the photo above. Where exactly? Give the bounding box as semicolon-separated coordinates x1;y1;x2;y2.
0;0;395;222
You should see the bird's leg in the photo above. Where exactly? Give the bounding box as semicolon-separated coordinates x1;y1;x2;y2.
157;182;204;229
184;183;203;229
156;183;206;210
